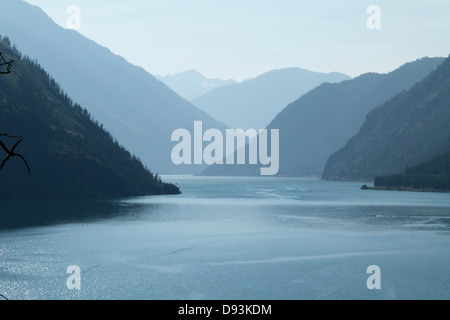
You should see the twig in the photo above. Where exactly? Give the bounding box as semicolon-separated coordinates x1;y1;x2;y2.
0;293;9;300
0;133;23;139
0;138;31;174
0;53;29;174
0;52;14;74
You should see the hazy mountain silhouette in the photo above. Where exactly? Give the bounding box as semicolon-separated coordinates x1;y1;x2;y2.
201;57;445;177
157;70;236;100
0;0;226;174
191;68;351;129
0;37;179;201
323;56;450;182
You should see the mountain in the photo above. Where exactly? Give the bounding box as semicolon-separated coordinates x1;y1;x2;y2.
0;0;226;174
201;57;445;177
156;70;236;100
0;37;179;201
371;152;450;192
191;68;351;129
323;56;450;182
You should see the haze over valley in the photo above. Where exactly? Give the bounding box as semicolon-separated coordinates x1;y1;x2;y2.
1;0;449;301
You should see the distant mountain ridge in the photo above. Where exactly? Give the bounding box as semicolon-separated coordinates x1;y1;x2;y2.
201;57;445;177
0;37;179;201
323;56;450;182
191;67;351;129
157;70;236;100
0;0;226;174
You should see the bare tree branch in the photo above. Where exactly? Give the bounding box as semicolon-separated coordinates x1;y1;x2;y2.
0;138;31;174
0;133;23;139
0;51;26;300
0;52;30;174
0;52;14;74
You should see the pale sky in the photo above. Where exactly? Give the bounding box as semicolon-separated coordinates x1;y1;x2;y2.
24;0;450;81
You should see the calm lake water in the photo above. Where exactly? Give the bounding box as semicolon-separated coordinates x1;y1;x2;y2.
0;176;449;300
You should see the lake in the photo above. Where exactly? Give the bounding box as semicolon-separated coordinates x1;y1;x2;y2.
0;176;449;300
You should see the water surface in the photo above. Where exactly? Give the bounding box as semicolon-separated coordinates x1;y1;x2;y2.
0;177;449;300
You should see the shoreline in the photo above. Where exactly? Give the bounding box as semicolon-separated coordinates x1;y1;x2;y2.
361;185;450;194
